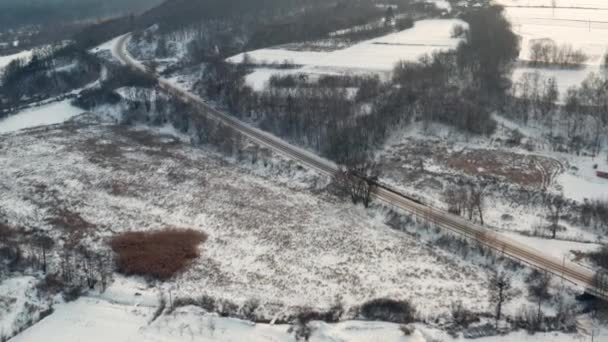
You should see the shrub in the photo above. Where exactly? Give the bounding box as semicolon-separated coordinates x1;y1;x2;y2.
62;286;82;302
110;228;207;280
36;274;66;295
360;298;416;323
240;298;261;321
450;300;479;328
396;17;414;31
39;306;55;320
399;324;415;335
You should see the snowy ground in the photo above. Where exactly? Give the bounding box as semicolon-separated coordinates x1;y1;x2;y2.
0;276;45;340
0;100;85;135
0;117;502;319
11;294;606;342
229;19;465;89
496;0;608;10
0;49;33;70
376;119;606;263
496;0;608;94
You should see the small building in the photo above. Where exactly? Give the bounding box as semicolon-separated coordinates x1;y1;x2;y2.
597;171;608;179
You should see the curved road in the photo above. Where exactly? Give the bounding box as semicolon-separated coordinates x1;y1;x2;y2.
112;33;606;299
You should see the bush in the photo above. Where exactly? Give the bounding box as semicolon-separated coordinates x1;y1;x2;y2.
590;245;608;270
36;275;66;295
529;40;589;67
110;228;207;280
450;300;479;328
359;298;416;323
396;17;414;31
62;286;82;302
399;324;415;335
73;88;121;110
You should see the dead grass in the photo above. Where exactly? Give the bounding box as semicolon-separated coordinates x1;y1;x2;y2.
380;138;562;188
445;149;561;188
46;209;95;245
110;228;208;280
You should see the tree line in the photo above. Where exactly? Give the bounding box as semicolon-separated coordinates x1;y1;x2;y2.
1;44;101;117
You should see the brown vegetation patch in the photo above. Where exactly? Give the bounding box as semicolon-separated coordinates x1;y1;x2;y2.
110;228;208;280
444;149;561;188
46;208;95;244
77;137;127;168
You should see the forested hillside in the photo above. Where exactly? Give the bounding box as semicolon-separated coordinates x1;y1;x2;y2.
0;0;163;30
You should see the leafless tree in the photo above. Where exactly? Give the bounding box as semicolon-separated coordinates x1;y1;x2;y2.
32;234;54;274
527;270;552;328
489;270;513;328
545;194;565;239
333;157;380;208
469;183;486;225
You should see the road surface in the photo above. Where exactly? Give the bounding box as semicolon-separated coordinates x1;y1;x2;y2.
112;33;606;299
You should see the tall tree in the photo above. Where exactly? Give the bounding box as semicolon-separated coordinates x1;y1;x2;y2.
489;270;513;328
458;5;520;96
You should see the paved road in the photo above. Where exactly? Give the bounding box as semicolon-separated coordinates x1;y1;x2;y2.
112;33;606;299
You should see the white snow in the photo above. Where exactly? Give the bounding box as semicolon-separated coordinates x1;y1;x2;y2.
496;0;608;10
10;297;152;342
558;169;608;203
229;19;466;73
0;276;40;337
512;65;598;97
502;232;601;260
0;49;33;70
11;295;607;342
0;100;84;135
426;0;451;11
500;5;608;65
498;0;608;96
90;35;127;54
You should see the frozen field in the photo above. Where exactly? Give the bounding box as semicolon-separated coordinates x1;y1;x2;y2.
0;100;85;134
229;19;465;71
0;49;32;70
376;119;606;263
11;294;604;342
229;19;465;89
497;0;608;93
512;65;596;99
0;117;500;320
496;0;608;9
505;6;608;64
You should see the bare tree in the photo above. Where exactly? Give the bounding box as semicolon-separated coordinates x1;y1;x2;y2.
469;183;486;225
333;157;380;208
489;270;513;328
545;194;565;239
527;270;552;329
32;234;54;274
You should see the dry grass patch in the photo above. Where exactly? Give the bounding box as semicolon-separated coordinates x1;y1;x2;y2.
110;228;208;280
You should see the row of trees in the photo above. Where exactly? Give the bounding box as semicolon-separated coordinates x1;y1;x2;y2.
1;44;101;115
529;39;589;68
0;223;112;295
581;199;608;232
443;183;486;225
189;6;518;167
509;70;607;157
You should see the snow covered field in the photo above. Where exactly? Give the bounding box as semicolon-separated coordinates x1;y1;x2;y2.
496;0;608;94
512;65;596;100
0;100;85;135
0;49;32;70
496;0;608;10
11;294;605;342
229;19;464;71
229;19;465;89
0;118;502;320
376;118;606;264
